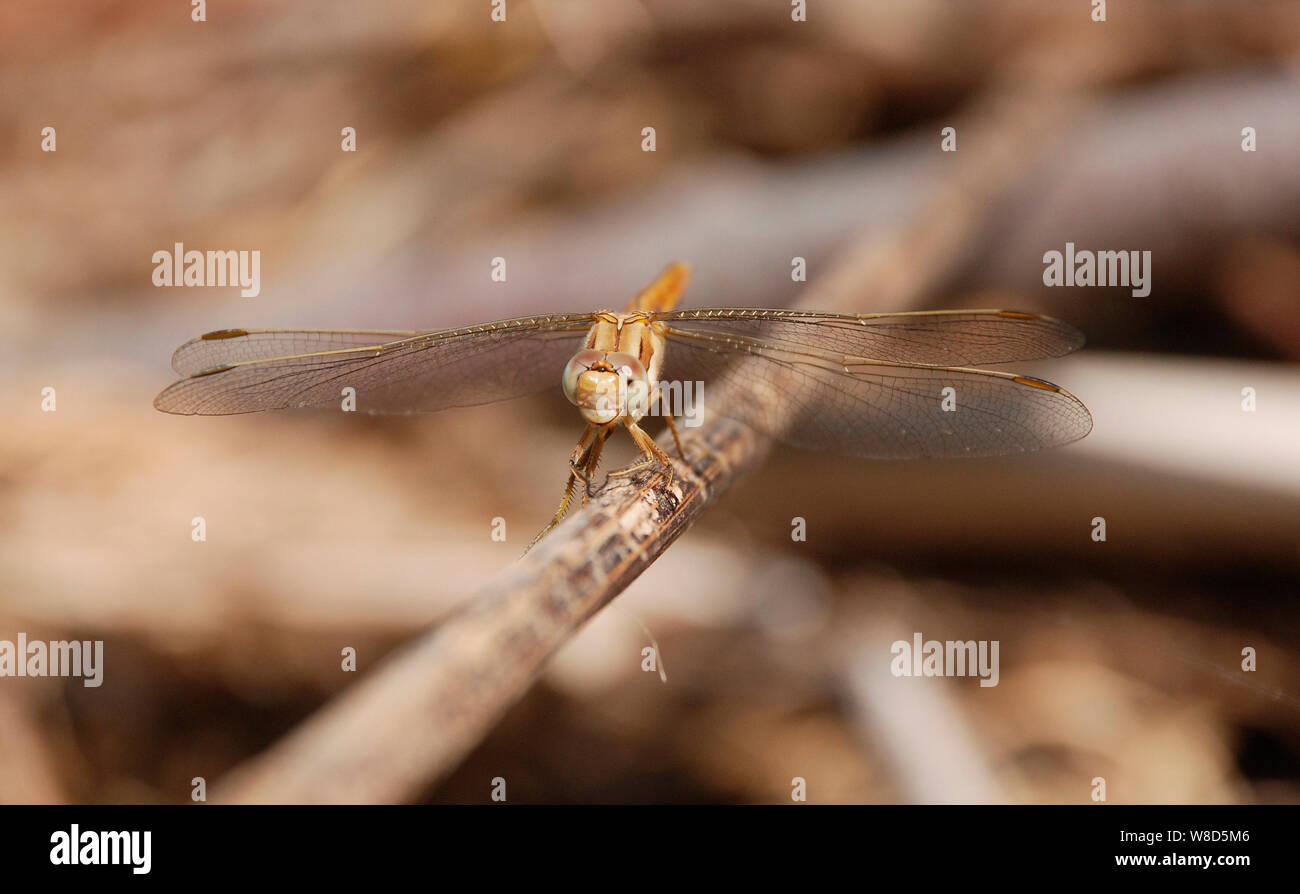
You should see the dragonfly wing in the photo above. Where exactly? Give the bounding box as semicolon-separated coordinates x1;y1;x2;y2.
661;327;1092;459
657;308;1084;366
155;314;596;416
171;329;422;376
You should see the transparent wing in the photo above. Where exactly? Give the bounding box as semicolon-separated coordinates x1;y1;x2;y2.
171;329;422;377
657;308;1084;366
661;326;1092;459
154;314;597;416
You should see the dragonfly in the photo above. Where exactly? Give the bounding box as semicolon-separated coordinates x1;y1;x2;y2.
155;262;1092;547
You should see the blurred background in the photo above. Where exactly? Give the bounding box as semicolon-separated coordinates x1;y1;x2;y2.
2;0;1299;803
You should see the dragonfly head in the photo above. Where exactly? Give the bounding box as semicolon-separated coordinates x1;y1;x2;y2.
563;349;650;425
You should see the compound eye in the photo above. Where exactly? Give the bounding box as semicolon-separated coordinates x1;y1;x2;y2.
562;349;606;404
606;352;647;384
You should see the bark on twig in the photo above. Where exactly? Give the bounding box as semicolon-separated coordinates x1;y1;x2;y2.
216;419;768;802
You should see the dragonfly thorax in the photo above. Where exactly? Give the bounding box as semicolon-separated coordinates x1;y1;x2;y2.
562;349;651;425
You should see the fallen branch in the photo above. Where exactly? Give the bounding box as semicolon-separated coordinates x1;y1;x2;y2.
216;416;766;802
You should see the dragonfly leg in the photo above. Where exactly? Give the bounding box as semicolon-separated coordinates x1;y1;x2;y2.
529;418;677;554
524;470;581;555
606;420;676;489
567;429;594;490
562;423;608;497
645;381;688;461
574;426;614;500
663;411;687;461
525;424;601;554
